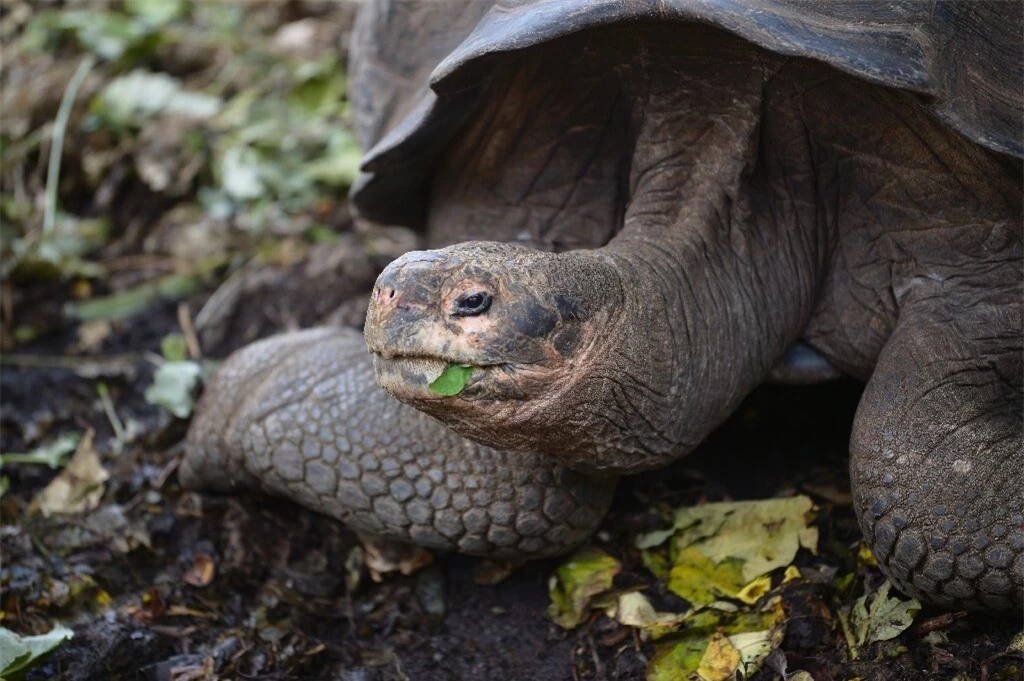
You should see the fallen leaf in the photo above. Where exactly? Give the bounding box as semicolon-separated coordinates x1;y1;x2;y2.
857;542;878;567
362;538;433;581
697;632;741;681
1;432;81;469
728;626;785;678
183;553;216;587
217;144;263;199
7;215;108;282
667;546;747;607
782;566;802;583
128;589;166;625
736;574;773;605
849;580;921;646
639;496;818;599
647;597;787;681
428;364;474;397
605;591;692;637
691;498;818;582
547;547;621;629
48;504;151;553
145;360;201;418
344;546;364;593
95;70;221;128
160;333;189;361
0;624;73;679
648;634;709;681
75;320;113;352
30;430;108;516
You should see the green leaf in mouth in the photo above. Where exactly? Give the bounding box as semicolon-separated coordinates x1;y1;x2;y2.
428;363;474;396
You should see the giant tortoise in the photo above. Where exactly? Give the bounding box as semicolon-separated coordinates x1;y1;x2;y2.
182;0;1023;612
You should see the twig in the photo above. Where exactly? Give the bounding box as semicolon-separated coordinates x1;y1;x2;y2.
0;350;144;376
97;382;127;445
177;303;203;359
913;610;967;636
44;54;97;234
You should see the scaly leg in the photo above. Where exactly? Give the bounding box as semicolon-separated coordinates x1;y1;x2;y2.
181;327;615;558
851;298;1022;610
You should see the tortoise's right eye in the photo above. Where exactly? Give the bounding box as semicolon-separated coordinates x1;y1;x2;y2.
453;291;491;317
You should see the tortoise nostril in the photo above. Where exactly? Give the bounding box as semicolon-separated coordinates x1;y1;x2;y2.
389;289;395;299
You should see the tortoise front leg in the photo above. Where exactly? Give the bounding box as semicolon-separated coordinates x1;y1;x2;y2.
181;327;615;558
850;299;1023;610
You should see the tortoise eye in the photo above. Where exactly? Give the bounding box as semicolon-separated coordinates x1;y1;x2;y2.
453;291;491;317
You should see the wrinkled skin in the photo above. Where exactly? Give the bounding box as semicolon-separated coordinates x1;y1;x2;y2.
185;24;1022;610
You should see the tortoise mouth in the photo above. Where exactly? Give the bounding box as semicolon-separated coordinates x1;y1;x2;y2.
371;352;499;400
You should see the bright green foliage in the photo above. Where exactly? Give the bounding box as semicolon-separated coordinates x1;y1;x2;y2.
160;334;189;362
0;624;73;680
428;364;474;396
65;274;200;322
0;433;82;469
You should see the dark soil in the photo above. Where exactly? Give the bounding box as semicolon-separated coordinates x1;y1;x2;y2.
2;306;1019;680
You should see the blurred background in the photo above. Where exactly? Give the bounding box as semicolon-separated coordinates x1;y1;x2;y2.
1;0;420;458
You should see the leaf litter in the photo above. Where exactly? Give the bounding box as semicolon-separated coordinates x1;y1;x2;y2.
550;497;819;679
28;429;107;517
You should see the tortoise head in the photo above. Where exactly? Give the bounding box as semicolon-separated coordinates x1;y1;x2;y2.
365;241;600;452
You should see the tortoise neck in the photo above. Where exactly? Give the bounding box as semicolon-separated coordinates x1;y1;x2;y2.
584;49;823;463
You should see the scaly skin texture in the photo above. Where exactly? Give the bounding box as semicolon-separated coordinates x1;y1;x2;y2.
184;25;1021;610
363;27;1022;610
181;327;615;558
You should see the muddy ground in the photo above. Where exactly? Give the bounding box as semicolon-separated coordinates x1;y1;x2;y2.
0;2;1019;680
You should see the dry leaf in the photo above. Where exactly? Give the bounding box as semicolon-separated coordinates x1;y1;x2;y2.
30;430;108;516
183;553;216;587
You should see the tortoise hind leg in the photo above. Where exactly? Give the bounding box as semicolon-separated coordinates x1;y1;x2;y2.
850;299;1022;610
181;327;615;559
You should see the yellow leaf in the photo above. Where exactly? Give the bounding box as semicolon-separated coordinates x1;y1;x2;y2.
667;547;747;607
857;543;878;567
736;575;773;605
697;632;741;681
1007;630;1024;654
783;565;803;583
547;547;621;629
